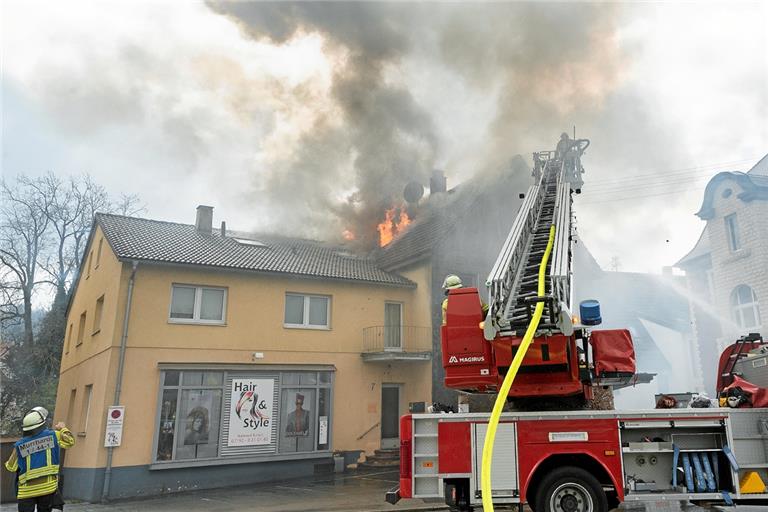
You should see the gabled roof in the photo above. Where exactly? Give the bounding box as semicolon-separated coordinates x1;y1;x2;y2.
748;153;768;176
695;164;768;220
96;213;414;287
674;227;711;268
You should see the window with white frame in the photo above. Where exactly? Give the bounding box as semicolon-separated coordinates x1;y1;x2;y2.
170;285;227;324
724;214;741;251
731;285;761;330
284;293;330;329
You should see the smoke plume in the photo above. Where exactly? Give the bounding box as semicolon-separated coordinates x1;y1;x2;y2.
205;2;664;248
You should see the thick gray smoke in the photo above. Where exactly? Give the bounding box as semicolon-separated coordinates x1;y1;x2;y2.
207;3;438;248
207;2;646;248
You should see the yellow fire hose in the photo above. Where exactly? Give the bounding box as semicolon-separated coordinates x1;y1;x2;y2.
481;224;556;511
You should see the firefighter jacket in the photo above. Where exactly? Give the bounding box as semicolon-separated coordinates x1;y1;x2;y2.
4;427;75;499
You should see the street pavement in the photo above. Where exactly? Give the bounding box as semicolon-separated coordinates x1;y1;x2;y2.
1;468;765;512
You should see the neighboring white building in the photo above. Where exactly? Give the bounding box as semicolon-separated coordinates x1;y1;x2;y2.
676;154;768;394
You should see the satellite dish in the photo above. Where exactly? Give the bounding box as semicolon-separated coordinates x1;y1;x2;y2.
557;302;574;336
403;181;425;204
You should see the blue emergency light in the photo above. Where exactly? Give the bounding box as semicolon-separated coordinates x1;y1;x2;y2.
579;300;602;326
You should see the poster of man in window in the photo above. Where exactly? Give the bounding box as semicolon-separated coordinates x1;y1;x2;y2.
227;378;274;446
285;392;310;437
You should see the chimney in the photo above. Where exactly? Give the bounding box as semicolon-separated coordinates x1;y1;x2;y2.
430;170;447;194
195;205;213;235
220;221;227;237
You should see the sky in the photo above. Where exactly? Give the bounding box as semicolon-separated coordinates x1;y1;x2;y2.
2;1;767;273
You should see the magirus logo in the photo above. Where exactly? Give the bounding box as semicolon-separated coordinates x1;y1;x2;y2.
448;355;485;364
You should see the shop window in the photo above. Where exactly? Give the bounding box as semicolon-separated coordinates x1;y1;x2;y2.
284;293;330;329
169;285;226;324
731;285;761;330
153;369;333;464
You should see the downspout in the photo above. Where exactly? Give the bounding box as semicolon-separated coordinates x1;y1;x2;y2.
101;260;138;502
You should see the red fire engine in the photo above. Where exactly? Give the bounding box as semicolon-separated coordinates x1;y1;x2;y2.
385;139;768;511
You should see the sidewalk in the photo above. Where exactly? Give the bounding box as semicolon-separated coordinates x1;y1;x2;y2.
2;468;763;512
0;468;446;512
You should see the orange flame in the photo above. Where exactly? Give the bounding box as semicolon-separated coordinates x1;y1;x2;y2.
342;229;355;241
377;207;411;247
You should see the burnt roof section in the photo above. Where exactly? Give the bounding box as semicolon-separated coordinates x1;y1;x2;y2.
376;156;530;271
96;213;414;287
696;155;768;220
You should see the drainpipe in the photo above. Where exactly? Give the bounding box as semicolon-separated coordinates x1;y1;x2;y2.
101;260;138;502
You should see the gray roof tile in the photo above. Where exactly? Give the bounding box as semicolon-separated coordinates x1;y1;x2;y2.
96;213;414;287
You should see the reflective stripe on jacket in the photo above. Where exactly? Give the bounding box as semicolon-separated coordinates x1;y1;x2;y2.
5;428;75;499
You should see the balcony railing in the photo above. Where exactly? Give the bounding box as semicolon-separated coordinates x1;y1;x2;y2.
361;325;432;362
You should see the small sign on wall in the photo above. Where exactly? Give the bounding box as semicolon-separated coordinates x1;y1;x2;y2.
104;406;125;447
318;416;328;445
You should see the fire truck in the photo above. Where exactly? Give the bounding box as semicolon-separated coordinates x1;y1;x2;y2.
385;139;768;511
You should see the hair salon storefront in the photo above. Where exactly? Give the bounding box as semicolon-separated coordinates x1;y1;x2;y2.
63;364;338;501
153;366;333;467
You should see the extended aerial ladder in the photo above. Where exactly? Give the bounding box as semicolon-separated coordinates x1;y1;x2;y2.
441;138;636;404
484;144;586;340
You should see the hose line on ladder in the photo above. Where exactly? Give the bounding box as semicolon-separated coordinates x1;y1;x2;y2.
481;224;556;512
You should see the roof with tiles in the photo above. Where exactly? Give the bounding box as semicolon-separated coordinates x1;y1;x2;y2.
96;213;414;287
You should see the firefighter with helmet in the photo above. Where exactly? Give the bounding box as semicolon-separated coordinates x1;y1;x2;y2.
4;407;74;511
442;275;488;325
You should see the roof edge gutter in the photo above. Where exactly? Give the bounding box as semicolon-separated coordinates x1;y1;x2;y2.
101;260;138;502
114;257;416;288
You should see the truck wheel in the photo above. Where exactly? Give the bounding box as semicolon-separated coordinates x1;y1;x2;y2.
534;466;608;512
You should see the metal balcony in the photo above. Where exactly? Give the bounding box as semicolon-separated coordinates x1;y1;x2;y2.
361;325;432;362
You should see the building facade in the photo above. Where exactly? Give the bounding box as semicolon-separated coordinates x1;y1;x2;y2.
676;154;768;393
55;208;431;501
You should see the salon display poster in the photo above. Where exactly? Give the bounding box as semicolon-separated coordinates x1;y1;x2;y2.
227;378;274;446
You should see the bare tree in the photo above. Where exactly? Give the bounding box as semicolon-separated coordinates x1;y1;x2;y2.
36;173;108;298
0;176;52;346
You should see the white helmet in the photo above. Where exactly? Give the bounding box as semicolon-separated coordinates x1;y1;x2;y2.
442;274;463;290
32;406;49;421
22;410;46;432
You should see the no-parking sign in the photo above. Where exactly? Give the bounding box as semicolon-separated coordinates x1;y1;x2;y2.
104;406;125;447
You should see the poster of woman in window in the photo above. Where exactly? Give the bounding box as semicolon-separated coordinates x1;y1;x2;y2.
285;392;310;437
184;406;209;445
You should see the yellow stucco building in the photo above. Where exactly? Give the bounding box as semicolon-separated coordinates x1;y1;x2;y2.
55;206;432;501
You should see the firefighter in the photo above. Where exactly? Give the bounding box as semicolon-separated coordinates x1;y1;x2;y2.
441;275;488;325
4;408;75;512
555;132;571;160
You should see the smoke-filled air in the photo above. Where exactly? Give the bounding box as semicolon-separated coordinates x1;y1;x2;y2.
205;2;642;249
